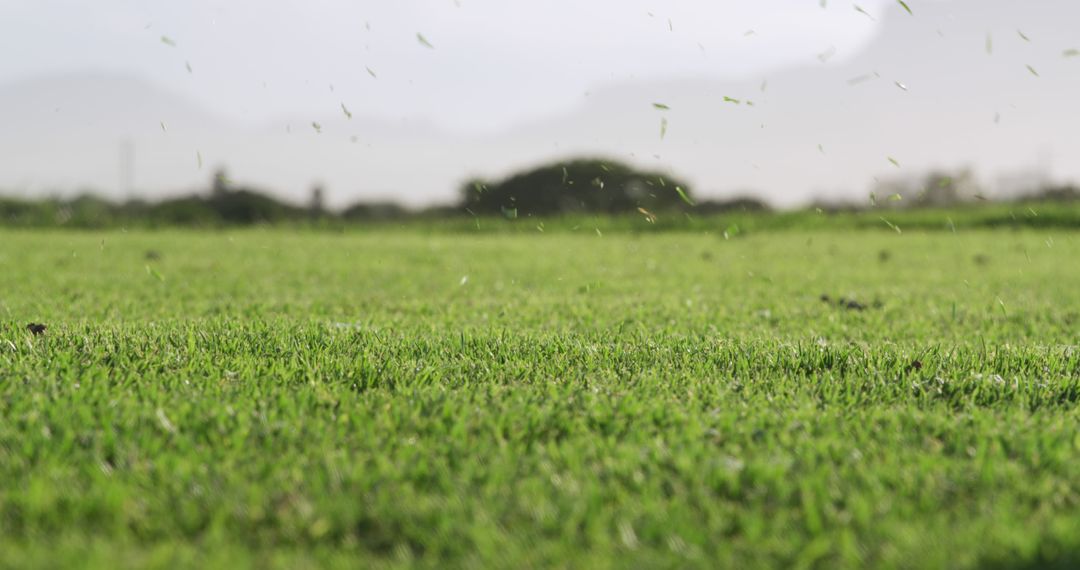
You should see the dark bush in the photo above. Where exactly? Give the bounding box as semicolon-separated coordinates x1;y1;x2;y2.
461;158;694;216
1028;185;1079;202
146;196;219;225
341;201;409;221
205;189;305;224
695;197;771;214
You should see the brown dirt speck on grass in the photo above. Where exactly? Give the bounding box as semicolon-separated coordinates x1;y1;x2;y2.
820;294;881;312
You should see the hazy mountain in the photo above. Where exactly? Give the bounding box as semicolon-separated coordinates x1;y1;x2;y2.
475;0;1080;205
0;73;459;205
0;73;229;197
0;73;227;139
1;0;1077;208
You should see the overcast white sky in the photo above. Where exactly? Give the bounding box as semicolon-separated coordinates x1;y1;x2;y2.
0;0;895;133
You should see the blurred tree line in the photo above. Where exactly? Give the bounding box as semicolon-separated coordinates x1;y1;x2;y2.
0;169;405;228
0;160;1076;228
812;168;1080;212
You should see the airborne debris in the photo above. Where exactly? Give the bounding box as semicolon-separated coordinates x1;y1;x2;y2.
1026;65;1039;77
847;72;880;86
416;33;435;49
896;1;912;15
312;122;322;133
675;186;694;206
659;117;668;139
879;217;902;234
637;207;657;223
160;36;176;47
185;61;193;74
1017;29;1030;42
341;103;352;119
156;408;177;434
1064;49;1080;58
853;5;876;20
365;66;378;78
652;103;670;110
887;156;901;167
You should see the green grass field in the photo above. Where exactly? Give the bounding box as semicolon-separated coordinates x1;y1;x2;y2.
1;226;1078;568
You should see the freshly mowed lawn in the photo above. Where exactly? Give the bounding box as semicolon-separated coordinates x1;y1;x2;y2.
0;228;1078;569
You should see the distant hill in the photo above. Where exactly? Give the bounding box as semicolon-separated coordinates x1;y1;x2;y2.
0;73;462;207
0;73;227;139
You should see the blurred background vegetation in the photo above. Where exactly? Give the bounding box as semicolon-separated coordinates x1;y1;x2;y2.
1;157;1077;230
